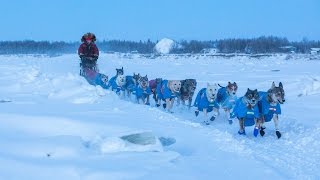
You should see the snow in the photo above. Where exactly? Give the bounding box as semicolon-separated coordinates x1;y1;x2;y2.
0;53;320;179
154;38;175;54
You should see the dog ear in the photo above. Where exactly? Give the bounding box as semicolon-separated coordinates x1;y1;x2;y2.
279;82;283;88
145;75;148;78
228;82;231;85
271;82;275;89
254;89;258;93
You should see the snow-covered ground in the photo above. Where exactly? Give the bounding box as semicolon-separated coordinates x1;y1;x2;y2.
0;53;320;180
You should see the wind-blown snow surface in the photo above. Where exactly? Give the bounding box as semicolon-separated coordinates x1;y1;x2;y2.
0;54;320;179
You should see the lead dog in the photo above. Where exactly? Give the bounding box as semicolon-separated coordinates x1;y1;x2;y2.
233;89;260;136
257;82;285;139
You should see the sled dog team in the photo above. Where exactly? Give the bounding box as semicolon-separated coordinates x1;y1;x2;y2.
82;67;285;139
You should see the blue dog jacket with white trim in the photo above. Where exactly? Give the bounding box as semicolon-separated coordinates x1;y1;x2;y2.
258;91;281;122
135;86;152;98
234;97;260;126
156;80;178;100
215;87;237;109
109;76;125;93
194;88;219;112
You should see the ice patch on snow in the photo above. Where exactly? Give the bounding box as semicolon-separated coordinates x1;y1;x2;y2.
100;132;163;153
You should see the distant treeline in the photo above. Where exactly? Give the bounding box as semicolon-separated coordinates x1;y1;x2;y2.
0;36;319;55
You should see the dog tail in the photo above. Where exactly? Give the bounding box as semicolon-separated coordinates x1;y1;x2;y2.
218;84;224;88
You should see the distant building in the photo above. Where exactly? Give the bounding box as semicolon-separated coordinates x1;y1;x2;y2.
201;48;219;55
310;48;320;54
279;46;296;53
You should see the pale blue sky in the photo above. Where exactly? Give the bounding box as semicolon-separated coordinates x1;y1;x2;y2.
1;0;319;41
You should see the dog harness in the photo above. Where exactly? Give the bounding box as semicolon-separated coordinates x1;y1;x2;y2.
233;97;260;126
194;88;219;112
135;86;152;98
156;80;178;100
258;91;281;122
215;87;237;110
108;76;125;93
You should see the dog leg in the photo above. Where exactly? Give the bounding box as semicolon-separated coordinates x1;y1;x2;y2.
210;108;218;121
195;108;199;116
145;95;150;105
153;90;158;104
253;118;261;137
273;114;281;139
203;108;210;125
182;100;186;106
121;90;126;99
259;116;266;136
168;98;175;113
156;96;161;107
188;97;192;110
225;109;233;124
238;118;246;135
165;99;173;113
176;98;181;106
162;99;167;109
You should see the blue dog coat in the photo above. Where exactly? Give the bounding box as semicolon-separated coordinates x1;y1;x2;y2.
215;87;238;109
125;76;136;93
135;86;152;99
95;73;109;89
108;76;125;93
234;97;260;126
258;91;281;122
156;80;178;100
194;88;219;112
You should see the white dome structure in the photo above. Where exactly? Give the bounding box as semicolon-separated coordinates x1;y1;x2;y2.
154;38;175;54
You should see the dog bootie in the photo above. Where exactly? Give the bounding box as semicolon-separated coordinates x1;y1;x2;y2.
162;103;167;109
156;103;160;107
276;131;281;139
253;127;259;137
260;127;266;137
238;130;246;135
228;119;233;125
145;102;150;106
210;116;215;121
195;110;199;117
204;119;210;125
